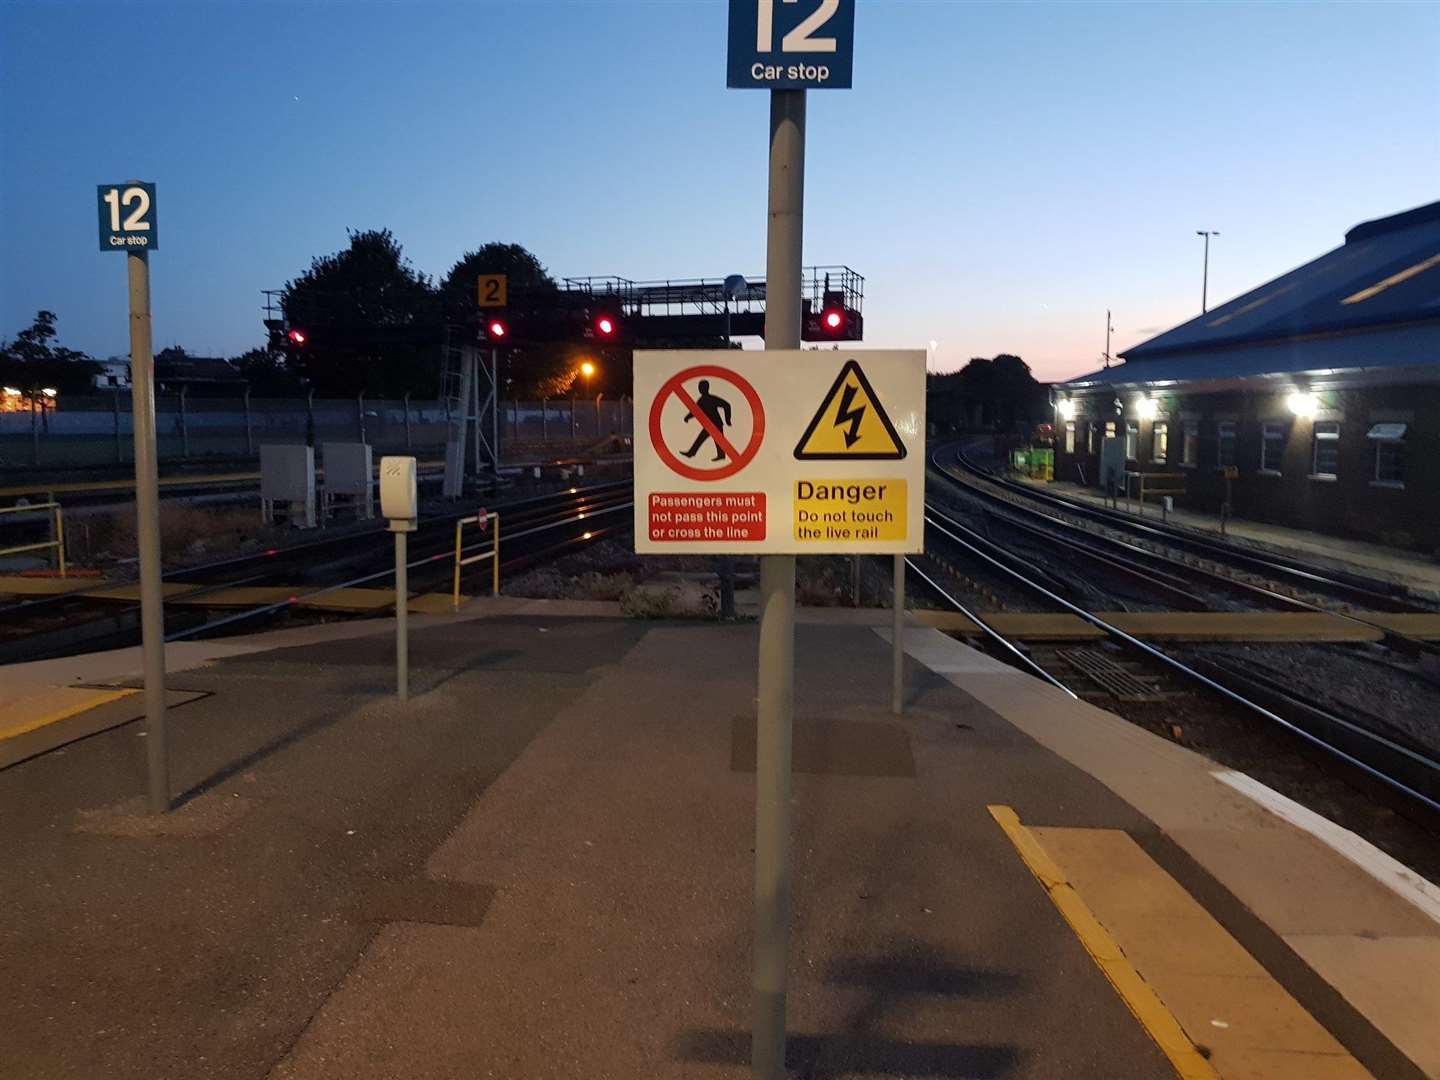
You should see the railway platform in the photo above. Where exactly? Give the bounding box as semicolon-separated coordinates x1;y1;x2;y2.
1026;477;1440;601
2;605;1437;1079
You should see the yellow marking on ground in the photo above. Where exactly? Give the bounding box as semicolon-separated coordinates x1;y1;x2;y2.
1341;252;1440;305
407;592;467;615
988;805;1221;1080
80;582;204;602
917;610;1382;643
1358;612;1440;641
0;575;98;595
992;805;1374;1079
0;687;139;741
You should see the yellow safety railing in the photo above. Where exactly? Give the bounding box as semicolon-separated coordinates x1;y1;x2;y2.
1128;472;1187;516
0;499;66;577
452;511;501;611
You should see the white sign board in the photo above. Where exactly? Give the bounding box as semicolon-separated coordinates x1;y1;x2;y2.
634;349;926;554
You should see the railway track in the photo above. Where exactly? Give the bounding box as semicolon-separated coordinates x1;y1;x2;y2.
921;446;1440;819
0;481;633;664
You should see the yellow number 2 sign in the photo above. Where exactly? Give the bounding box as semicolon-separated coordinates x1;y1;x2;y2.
476;274;508;308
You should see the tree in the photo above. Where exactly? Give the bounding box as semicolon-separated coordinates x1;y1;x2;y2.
440;242;578;399
282;229;439;397
233;347;305;396
0;310;100;398
927;353;1048;432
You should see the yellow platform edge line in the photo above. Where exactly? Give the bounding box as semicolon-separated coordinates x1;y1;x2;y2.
987;805;1220;1080
0;688;139;742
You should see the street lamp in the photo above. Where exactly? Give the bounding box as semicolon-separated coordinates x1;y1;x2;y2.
1197;230;1220;313
723;274;749;347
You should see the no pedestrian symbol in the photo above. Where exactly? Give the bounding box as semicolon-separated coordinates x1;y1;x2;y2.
794;359;907;460
650;365;766;481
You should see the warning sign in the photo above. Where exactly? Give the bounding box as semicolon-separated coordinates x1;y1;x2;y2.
794;480;906;543
634;349;925;554
794;360;906;460
649;365;765;482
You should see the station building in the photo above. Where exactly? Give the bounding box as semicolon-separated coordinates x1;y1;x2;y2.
1054;199;1440;554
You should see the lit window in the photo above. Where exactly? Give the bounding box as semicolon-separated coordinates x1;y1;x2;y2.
1368;423;1406;485
1217;421;1237;467
1152;421;1168;463
1125;422;1139;461
1261;422;1287;472
1312;421;1340;478
1105;420;1117;440
1182;421;1199;466
1088;422;1100;454
1064;421;1076;453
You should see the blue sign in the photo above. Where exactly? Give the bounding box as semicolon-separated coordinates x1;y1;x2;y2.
727;0;855;90
97;182;158;252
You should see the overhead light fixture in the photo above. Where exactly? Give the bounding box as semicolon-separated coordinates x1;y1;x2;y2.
1136;396;1159;420
41;387;58;398
1057;399;1077;420
1287;391;1318;418
2;387;20;396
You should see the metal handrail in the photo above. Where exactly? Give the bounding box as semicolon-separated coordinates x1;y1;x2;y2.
452;512;501;610
0;500;66;577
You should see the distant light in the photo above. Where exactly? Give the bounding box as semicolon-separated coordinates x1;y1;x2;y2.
287;328;307;345
488;319;507;338
824;310;843;330
2;387;20;396
1135;396;1158;420
1057;399;1077;420
580;360;596;377
596;316;615;336
582;531;593;540
1288;391;1318;418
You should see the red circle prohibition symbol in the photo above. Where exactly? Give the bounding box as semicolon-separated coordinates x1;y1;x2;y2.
649;365;766;481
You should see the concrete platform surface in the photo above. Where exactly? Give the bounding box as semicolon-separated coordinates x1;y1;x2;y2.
1;613;1434;1079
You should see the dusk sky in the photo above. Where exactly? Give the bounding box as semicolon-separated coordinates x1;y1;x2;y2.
2;0;1437;383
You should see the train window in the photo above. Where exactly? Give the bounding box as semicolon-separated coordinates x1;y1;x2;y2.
1089;422;1100;454
1312;421;1340;478
1369;423;1406;485
1182;421;1198;466
1261;422;1287;472
1151;421;1168;463
1216;421;1237;467
1064;421;1076;453
1124;422;1138;460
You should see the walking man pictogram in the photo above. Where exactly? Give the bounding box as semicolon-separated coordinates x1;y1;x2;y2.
680;379;733;461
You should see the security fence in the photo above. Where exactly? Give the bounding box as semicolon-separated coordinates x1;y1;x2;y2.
0;394;632;469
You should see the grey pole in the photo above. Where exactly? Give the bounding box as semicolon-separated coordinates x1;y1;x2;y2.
403;391;412;449
892;554;905;715
1197;230;1219;313
178;385;189;459
112;389;123;463
491;348;500;482
242;386;254;457
395;529;408;703
127;249;169;814
753;86;804;1080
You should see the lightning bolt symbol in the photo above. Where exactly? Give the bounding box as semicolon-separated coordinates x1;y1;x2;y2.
833;383;865;448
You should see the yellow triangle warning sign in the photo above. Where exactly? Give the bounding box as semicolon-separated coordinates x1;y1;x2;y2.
794;359;907;460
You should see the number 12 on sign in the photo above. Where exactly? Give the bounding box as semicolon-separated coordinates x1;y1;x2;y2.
97;183;158;251
727;0;855;90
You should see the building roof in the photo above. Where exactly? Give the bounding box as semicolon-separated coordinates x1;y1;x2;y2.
1125;200;1440;360
1060;200;1440;391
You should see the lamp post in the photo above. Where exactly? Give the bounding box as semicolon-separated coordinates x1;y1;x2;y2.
1197;230;1220;313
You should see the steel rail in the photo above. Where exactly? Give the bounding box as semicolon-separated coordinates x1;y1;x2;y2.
905;555;1077;698
164;501;632;642
950;442;1422;609
923;504;1440;815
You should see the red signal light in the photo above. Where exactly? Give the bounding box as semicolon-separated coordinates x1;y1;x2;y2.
596;316;614;336
487;318;508;339
823;309;843;331
287;328;307;345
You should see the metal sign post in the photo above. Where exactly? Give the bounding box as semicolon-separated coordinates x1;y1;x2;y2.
380;457;419;703
99;181;168;814
753;87;805;1079
892;554;905;715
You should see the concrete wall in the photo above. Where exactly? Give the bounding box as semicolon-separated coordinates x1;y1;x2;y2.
1054;383;1440;553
